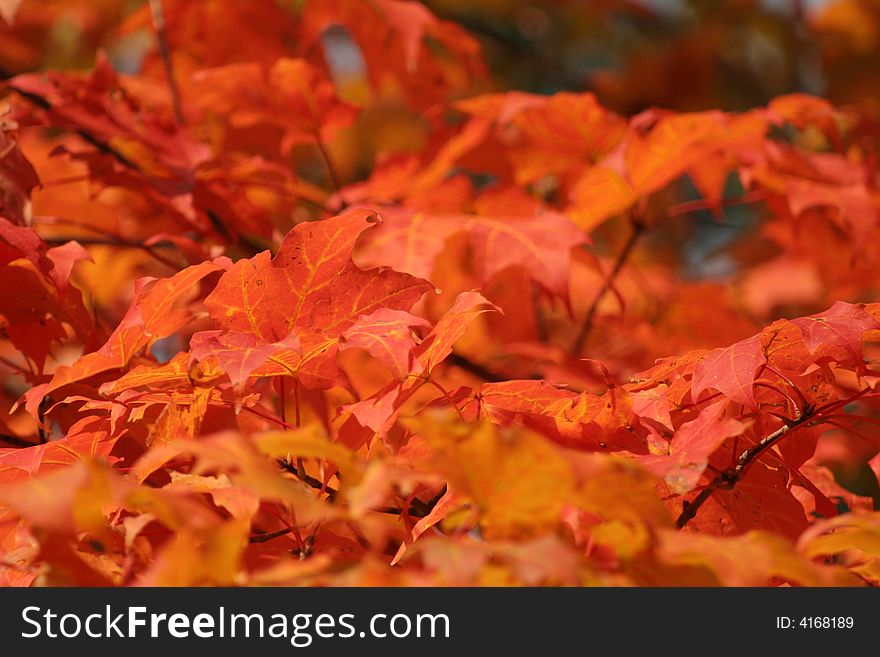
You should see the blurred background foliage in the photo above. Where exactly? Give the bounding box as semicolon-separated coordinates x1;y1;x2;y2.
2;0;879;329
423;0;880;116
2;0;878;115
2;0;878;334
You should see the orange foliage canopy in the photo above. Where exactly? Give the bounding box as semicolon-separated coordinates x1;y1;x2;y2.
1;0;880;587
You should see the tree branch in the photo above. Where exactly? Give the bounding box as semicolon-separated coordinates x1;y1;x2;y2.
676;407;814;529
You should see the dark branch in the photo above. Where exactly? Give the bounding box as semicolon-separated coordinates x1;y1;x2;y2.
446;352;505;383
676;407;814;529
277;458;446;519
7;83;142;171
407;484;448;518
0;433;40;448
278;458;335;496
248;527;293;544
41;235;182;270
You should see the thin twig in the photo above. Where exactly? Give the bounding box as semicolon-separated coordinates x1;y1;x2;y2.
812;387;873;416
445;352;505;382
314;134;342;193
571;218;644;355
278;458;338;496
763;363;809;411
149;0;185;125
278;376;287;425
10;83;141;170
37;395;49;444
0;354;30;375
42;235;181;270
665;191;766;218
822;414;880;428
241;404;296;429
277;458;445;519
248;527;293;544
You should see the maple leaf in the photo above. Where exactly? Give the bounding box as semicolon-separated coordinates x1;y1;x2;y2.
391;487;464;566
639;400;746;494
0;0;22;25
357;208;587;302
345;291;497;435
479;379;641;451
798;512;880;585
791;301;880;367
98;352;193;396
9;54;208;174
205;209;432;340
201;209;432;390
408;415;579;540
45;241;92;294
691;334;766;409
457;91;627;186
568;166;637;232
6;0;880;589
628;384;674;431
0;217;45;269
374;0;437;73
625;110;731;195
0;460;122;537
190;57;358;154
0;416;119;482
416;290;498;371
189;329;301;391
0;225;96;369
0;116;40;223
686;460;811;540
45;260;225;394
302;0;484;109
655;529;853;586
338;308;430;380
